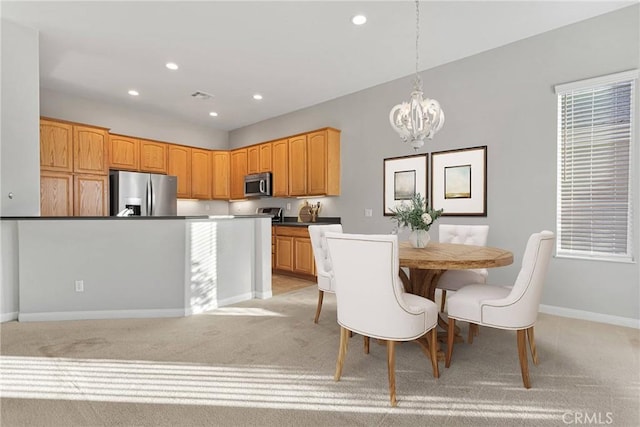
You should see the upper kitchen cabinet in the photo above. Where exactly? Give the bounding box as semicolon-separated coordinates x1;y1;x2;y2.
272;139;288;197
191;148;212;200
259;142;272;173
109;134;139;171
168;145;192;198
288;134;308;196
230;148;248;200
247;145;259;174
307;128;340;196
212;150;230;200
140;140;168;174
40;119;73;173
74;125;109;175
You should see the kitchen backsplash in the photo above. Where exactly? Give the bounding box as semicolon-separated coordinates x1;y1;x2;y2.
229;196;338;218
177;200;230;216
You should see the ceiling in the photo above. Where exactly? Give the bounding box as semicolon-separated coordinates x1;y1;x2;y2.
2;1;635;131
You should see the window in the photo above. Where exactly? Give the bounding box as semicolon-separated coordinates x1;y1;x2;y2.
555;70;637;262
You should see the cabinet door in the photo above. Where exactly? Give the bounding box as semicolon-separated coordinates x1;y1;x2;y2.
74;174;108;216
288;135;307;196
307;131;328;196
247;145;259;174
168;145;192;198
212;151;230;200
40;119;73;172
74;125;108;175
275;236;294;271
259;143;272;172
140;140;167;174
230;148;248;199
293;237;315;275
191;148;212;199
272;139;288;197
109;135;139;171
40;172;73;216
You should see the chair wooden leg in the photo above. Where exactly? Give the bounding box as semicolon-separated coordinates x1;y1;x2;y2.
334;326;349;381
349;330;353;338
527;326;539;365
387;340;397;407
517;329;531;389
313;290;324;324
440;290;447;312
364;336;370;354
429;328;439;378
468;323;479;344
446;318;455;368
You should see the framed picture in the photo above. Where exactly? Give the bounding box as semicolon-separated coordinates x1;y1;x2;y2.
431;146;487;216
383;154;428;216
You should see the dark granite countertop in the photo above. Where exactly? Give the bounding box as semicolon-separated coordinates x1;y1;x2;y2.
274;216;341;227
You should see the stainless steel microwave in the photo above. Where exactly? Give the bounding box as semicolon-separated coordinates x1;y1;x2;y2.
244;172;272;198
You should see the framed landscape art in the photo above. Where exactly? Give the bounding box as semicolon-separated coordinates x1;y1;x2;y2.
383;154;428;216
431;146;487;216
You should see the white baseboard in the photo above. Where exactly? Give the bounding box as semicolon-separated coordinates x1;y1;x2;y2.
539;304;640;329
217;292;253;308
1;311;18;323
18;308;186;322
254;290;272;299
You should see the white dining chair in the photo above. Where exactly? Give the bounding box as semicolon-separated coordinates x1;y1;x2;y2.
325;232;439;407
308;224;343;323
445;230;554;389
437;224;489;341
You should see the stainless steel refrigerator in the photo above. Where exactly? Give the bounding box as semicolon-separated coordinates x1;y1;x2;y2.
109;171;177;216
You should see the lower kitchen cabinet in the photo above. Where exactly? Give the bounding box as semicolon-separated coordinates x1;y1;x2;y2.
41;171;73;216
273;226;316;280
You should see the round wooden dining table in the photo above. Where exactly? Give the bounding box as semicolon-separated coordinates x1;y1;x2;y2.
398;241;513;358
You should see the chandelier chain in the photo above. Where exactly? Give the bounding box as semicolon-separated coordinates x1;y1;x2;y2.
414;0;422;90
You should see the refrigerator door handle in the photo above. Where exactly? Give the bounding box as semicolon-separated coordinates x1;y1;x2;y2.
147;178;153;216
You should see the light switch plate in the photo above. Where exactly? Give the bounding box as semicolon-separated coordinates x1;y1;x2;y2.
364;208;373;217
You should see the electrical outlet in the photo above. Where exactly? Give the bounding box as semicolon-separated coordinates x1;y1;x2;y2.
286;203;291;211
75;280;84;292
364;208;373;217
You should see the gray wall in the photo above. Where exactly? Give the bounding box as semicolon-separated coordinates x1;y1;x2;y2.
1;19;40;216
229;6;640;322
41;88;229;150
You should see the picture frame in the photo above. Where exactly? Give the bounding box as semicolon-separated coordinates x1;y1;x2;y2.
383;154;428;216
431;146;487;216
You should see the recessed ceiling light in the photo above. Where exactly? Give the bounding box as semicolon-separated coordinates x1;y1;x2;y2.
209;112;218;117
352;15;367;25
253;94;263;100
166;62;179;70
128;90;139;96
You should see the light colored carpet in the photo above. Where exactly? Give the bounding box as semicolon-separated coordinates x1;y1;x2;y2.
1;285;638;426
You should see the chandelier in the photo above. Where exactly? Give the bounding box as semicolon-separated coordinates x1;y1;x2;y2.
389;0;445;150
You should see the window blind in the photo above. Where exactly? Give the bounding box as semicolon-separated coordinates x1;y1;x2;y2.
556;72;636;261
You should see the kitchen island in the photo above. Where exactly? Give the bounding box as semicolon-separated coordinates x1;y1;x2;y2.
0;216;271;322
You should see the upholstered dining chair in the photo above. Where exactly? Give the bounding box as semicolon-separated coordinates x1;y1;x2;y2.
437;224;489;342
308;224;343;323
325;232;439;407
445;230;554;389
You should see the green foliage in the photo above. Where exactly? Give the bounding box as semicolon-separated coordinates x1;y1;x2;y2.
390;193;443;231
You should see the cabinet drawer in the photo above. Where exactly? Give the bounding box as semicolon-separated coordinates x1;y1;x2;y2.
274;226;310;238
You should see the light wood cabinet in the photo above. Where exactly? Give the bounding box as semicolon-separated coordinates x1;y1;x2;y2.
40;171;73;216
74;174;108;216
247;145;260;174
109;135;139;171
140;140;167;174
168;145;192;198
74;125;108;175
191;148;212;199
307;128;341;196
259;142;272;172
212;150;230;200
273;226;315;279
272;139;289;197
288;134;307;196
230;148;248;199
40;119;73;172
